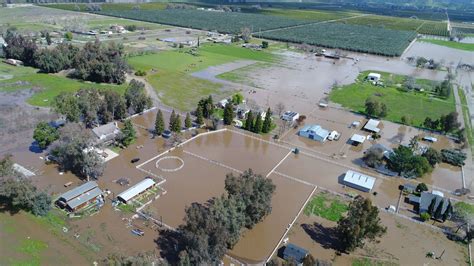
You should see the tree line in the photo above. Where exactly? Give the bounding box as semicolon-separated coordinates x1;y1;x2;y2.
163;169;275;265
3;29;128;84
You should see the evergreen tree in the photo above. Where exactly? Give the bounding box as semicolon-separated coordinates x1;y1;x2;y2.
206;95;214;118
253;113;262;133
196;106;204;125
154;109;165;136
121;120;136;147
223;102;234;125
442;201;452;222
262;107;272;133
169;110;176;132
427;197;436;215
245;112;254;131
433;199;444;220
185;113;192;128
174;114;182;132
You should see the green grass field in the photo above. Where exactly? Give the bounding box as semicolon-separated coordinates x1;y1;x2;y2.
304;192;348;222
127;43;275;111
458;88;474;154
260;8;360;21
329;71;456;126
0;62;127;107
47;2;168;12
419;39;474;51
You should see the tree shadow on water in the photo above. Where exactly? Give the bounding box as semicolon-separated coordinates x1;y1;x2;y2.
154;229;182;263
301;222;342;252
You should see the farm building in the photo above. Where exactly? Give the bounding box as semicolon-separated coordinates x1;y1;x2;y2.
235;104;250;119
117;178;156;204
423;136;438;142
281;111;300;122
350;134;366;145
56;181;103;212
218;99;229;108
410;191;452;221
369;143;394;159
282;243;309;264
368;72;381;82
343;170;376;192
92;122;120;143
363;119;381;133
298;125;329;142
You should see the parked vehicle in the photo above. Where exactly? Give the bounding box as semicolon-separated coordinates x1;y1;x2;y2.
131;158;140;163
131;228;144;236
162;130;172;138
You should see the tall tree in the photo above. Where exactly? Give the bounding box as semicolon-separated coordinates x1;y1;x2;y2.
245;112;254;131
53;92;81;122
155;109;165;136
196;106;204;126
336;196;387;252
262;107;272;133
174;114;182;133
124;79;152;114
33;122;59;149
223;102;234;125
422;147;441;167
253;113;262;133
185;113;192;129
433;199;444;220
427;197;437;215
120;120;136;147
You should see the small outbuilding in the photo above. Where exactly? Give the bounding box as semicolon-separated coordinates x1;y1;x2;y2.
368;72;381;82
343;170;376;192
363;119;381;133
350;134;366;145
56;181;103;212
281;111;300;122
298;125;329;142
117;178;156;204
282;243;309;264
423;136;438;142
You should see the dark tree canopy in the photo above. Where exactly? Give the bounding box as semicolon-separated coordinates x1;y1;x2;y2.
120;120;136;147
33;122;59;149
261;107;272;134
3;29;38;66
124;79;152;114
223;102;234;125
336;196;387;252
155;109;165;135
387;145;432;177
365;97;387;118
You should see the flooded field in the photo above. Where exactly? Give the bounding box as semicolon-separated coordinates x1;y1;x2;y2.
288;211;468;265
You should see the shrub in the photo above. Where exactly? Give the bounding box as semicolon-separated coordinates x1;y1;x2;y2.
135;69;147;76
420;212;431;221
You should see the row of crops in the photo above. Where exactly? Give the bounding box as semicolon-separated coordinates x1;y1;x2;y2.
417;21;449;37
94;9;310;34
260;23;417;57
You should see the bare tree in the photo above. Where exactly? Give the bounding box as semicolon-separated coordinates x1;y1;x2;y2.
240;27;251;43
275;102;286;117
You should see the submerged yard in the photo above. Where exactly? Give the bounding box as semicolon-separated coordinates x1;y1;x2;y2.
304;192;348;222
329;71;456;126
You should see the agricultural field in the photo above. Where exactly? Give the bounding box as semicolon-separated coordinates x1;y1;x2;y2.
46;2;168;12
127;44;275;111
260;23;417;56
93;9;310;34
259;8;360;21
329;71;456;126
0;62;127;107
419;39;474;51
340;14;449;36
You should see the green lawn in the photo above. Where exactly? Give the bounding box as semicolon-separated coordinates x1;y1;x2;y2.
304;192;348;222
352;258;397;266
419;39;474;51
127;43;275;111
329;71;456;126
458;88;474;154
0;62;127;107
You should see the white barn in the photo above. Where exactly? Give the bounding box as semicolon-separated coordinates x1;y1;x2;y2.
368;73;381;82
343;170;376;192
117;178;156;204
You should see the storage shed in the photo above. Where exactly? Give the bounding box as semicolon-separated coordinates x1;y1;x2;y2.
117;178;156;204
56;181;103;212
350;134;366;145
282;243;308;264
343;170;376;192
363;119;381;133
281;111;300;122
298;125;329;142
368;72;381;82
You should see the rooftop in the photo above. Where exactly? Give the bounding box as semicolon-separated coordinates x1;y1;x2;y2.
343;170;376;191
363;119;381;133
282;243;308;263
117;178;156;203
300;125;330;138
66;187;103;210
58;181;98;202
92;122;120;140
350;134;366;143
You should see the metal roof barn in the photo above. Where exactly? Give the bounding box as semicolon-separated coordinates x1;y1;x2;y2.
58;181;98;202
66;187;103;210
363;119;381;133
117;178;156;203
282;243;308;264
350;134;366;144
298;124;330;142
343;170;376;192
